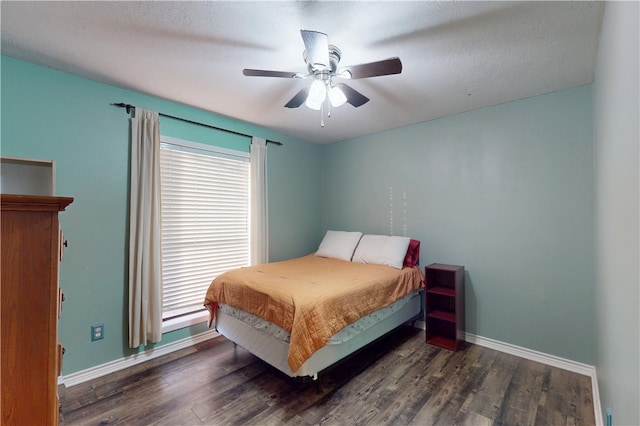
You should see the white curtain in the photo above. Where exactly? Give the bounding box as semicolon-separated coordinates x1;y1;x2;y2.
129;108;163;348
250;137;269;265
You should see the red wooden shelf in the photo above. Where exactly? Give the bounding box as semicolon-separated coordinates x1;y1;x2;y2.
426;286;456;297
426;310;456;322
425;263;465;352
426;336;458;351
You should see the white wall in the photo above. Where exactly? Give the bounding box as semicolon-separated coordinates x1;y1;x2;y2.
593;2;640;424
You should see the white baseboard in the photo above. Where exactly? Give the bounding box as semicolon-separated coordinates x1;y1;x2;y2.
59;330;219;388
411;323;602;425
591;367;603;426
465;332;594;376
464;332;602;426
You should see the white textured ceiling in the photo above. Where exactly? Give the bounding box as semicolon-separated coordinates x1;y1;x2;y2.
1;1;604;144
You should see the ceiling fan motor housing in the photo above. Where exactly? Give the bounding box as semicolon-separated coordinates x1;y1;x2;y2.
304;44;342;74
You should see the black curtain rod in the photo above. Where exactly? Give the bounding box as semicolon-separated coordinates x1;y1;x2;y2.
111;103;282;146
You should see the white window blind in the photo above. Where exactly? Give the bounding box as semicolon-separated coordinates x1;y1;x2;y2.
160;137;250;320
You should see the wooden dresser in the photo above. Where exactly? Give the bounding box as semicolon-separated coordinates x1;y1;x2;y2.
1;194;73;425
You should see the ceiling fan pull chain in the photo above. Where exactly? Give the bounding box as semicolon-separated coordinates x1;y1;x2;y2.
320;103;325;127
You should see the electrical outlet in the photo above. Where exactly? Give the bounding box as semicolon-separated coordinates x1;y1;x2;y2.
91;323;104;341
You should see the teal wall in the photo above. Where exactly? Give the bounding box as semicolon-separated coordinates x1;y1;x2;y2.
321;86;595;364
1;55;322;375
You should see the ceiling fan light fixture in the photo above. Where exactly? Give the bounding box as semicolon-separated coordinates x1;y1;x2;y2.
242;29;402;119
328;85;347;107
305;79;326;110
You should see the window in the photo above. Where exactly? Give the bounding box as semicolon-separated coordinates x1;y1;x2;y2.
159;136;250;330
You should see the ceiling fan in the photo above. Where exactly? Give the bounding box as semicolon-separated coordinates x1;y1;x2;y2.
243;30;402;118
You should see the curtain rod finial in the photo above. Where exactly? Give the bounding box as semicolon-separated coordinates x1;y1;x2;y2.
111;102;133;114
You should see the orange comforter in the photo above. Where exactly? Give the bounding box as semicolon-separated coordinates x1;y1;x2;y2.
204;254;424;372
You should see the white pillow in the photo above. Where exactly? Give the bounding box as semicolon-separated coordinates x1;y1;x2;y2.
352;234;411;269
315;230;363;261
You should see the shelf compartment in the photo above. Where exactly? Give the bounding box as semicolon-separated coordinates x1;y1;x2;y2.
426;316;457;349
426;335;458;351
425;292;455;314
425;266;458;291
427;311;456;323
426;309;456;322
426;286;456;297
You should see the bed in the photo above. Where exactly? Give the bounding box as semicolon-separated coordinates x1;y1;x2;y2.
204;231;424;380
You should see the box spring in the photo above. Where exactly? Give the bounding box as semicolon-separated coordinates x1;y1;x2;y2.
215;290;422;379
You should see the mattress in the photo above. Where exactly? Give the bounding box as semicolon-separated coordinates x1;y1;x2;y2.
215;289;422;379
205;254;425;371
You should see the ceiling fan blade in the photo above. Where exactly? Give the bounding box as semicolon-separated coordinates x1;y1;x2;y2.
284;87;309;108
340;57;402;79
301;30;330;71
336;83;369;107
243;69;299;78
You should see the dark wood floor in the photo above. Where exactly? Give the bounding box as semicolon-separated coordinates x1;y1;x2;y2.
59;327;595;425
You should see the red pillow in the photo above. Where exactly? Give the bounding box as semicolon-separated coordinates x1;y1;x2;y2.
403;239;420;268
